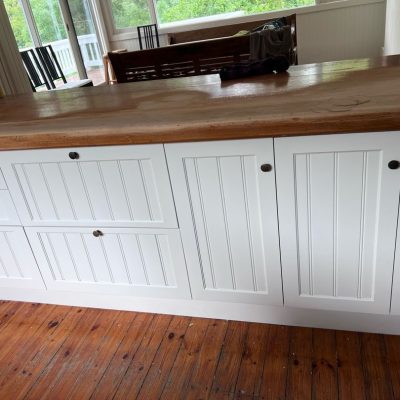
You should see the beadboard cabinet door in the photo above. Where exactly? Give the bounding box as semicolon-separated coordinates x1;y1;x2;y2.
0;145;177;228
275;132;400;314
0;227;44;289
0;169;20;225
165;139;282;305
25;227;191;299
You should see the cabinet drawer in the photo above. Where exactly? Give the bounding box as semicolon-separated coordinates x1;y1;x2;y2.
26;227;191;299
0;191;20;225
0;227;44;289
0;145;177;228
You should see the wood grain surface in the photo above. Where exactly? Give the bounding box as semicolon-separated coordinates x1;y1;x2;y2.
0;301;399;399
0;56;399;150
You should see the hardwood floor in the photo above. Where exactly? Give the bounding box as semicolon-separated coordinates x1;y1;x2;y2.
0;301;398;399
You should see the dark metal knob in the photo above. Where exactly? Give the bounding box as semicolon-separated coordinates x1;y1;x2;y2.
93;230;103;237
69;152;79;160
388;160;400;170
260;164;273;172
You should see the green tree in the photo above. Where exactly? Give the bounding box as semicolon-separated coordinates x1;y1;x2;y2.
4;0;32;48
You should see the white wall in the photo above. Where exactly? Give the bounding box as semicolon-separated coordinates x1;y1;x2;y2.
108;0;386;65
384;0;400;55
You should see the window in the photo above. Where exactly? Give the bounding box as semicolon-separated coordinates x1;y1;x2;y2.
155;0;315;25
106;0;315;33
109;0;152;30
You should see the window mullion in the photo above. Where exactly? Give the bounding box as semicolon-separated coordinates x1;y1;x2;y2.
148;0;159;25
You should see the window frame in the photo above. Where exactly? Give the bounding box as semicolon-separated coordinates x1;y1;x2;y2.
102;0;384;42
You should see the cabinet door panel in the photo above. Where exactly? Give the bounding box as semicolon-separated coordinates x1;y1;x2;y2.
275;132;400;314
0;145;177;228
25;227;190;299
0;227;44;289
0;191;20;225
165;139;282;305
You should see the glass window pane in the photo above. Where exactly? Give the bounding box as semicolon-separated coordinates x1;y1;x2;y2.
29;0;79;85
156;0;315;24
4;0;34;49
110;0;151;30
68;0;105;85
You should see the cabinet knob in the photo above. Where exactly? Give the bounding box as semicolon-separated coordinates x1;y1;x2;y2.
388;160;400;170
260;164;273;172
93;230;103;237
69;152;79;160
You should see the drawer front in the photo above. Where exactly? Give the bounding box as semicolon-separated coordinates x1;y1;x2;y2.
0;191;20;225
26;227;191;299
1;145;177;228
0;227;44;289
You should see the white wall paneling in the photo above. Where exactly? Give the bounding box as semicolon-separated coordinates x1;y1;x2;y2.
275;131;400;314
0;227;44;289
26;227;191;299
165;139;282;305
0;144;177;228
384;0;400;56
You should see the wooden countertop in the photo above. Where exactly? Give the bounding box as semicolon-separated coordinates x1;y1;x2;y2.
1;55;400;150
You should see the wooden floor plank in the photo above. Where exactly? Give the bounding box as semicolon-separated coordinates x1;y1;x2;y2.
311;328;338;400
89;312;155;400
183;319;228;400
65;310;137;400
44;309;120;399
0;306;85;400
112;314;173;400
384;334;400;400
24;307;108;400
0;305;71;391
0;302;397;400
136;315;191;400
209;320;249;399
160;317;209;399
361;333;394;400
234;323;270;399
336;331;366;400
285;327;313;400
0;301;24;333
0;304;56;372
258;325;290;400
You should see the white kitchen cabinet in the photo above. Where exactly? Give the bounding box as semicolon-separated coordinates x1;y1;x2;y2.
165;139;282;305
25;227;191;299
0;226;44;289
275;132;400;314
0;145;177;228
0;169;20;225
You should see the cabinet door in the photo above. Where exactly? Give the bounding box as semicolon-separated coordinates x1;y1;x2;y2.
25;227;190;299
165;139;282;305
275;132;400;314
0;227;44;289
0;145;177;228
0;170;20;225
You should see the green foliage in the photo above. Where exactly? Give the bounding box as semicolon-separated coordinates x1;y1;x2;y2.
5;0;94;49
5;0;315;49
4;0;32;48
111;0;151;29
156;0;314;24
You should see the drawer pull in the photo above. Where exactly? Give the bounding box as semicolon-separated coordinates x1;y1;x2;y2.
69;152;79;160
260;164;273;172
388;160;400;170
93;230;103;237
